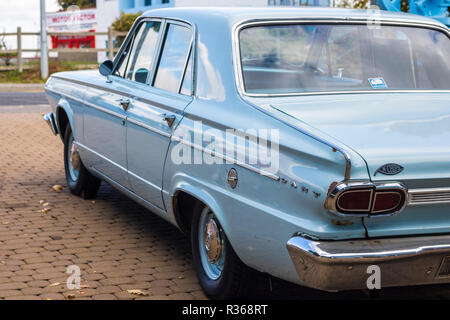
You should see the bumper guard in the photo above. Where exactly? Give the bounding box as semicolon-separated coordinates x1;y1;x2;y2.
43;112;58;136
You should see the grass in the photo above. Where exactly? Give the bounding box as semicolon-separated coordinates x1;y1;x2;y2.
0;60;99;83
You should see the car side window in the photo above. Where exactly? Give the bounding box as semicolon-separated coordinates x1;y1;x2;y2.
153;23;192;93
180;52;192;95
119;21;161;84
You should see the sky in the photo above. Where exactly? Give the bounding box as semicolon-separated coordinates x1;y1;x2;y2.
0;0;60;51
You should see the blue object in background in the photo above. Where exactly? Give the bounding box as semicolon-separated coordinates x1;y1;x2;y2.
119;0;173;14
377;0;450;26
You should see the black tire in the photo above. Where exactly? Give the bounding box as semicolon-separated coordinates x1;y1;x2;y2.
63;125;101;199
191;203;256;299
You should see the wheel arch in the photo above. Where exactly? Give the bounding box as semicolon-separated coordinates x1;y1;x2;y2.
171;184;231;240
55;98;76;142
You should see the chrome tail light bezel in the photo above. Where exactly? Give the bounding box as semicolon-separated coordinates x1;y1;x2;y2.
325;181;408;218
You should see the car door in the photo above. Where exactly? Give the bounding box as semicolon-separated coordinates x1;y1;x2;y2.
116;19;194;209
82;68;130;189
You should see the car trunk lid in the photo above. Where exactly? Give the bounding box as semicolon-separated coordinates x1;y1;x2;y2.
256;92;450;237
269;93;450;182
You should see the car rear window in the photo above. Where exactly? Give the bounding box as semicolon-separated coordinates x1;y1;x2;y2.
239;24;450;94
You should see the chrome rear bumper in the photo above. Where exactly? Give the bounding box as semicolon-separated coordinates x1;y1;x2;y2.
287;234;450;291
43;112;58;136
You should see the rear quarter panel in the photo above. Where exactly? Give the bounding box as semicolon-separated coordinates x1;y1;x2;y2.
163;96;369;284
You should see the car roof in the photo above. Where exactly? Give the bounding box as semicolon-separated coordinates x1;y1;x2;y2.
141;6;444;28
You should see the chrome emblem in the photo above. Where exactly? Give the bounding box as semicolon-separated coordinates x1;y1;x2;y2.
374;163;404;176
227;168;238;189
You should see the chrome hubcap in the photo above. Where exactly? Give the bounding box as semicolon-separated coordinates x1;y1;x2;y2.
68;135;80;181
198;207;225;280
204;218;222;264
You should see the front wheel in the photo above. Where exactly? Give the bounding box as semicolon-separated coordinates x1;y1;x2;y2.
191;204;255;299
63;125;101;199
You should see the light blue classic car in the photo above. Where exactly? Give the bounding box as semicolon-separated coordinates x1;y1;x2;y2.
44;7;450;298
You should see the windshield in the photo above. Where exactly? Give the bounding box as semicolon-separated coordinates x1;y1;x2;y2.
239;24;450;94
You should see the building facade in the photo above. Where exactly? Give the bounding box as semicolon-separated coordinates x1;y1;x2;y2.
96;0;330;61
117;0;330;14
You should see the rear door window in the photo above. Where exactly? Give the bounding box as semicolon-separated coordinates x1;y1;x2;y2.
153;23;192;93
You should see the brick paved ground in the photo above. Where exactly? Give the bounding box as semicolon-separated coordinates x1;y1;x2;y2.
0;93;450;300
0;103;206;300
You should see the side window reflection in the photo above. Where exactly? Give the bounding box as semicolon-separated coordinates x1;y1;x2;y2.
153;24;192;93
115;21;161;84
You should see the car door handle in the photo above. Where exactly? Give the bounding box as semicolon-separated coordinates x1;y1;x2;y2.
163;114;176;127
117;98;130;111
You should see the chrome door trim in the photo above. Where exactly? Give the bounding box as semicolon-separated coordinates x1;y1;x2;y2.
128;169;163;191
50;76;185;114
75;142;127;172
126;117;171;138
90;166;168;217
171;135;280;181
46;87;125;120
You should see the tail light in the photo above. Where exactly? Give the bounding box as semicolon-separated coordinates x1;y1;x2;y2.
372;191;405;215
326;181;407;217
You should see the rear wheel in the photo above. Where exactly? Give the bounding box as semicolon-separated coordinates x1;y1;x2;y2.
63;125;101;199
191;204;255;299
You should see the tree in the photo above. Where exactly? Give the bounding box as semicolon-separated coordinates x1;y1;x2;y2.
333;0;370;8
0;34;14;66
112;12;142;32
112;12;142;46
57;0;96;10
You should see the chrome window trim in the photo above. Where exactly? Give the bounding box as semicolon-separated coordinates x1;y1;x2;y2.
240;89;450;98
145;19;167;86
111;16;197;97
178;42;193;95
112;17;165;77
232;18;450;98
152;19;196;96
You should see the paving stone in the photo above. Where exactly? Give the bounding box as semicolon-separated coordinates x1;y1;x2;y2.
92;293;117;300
